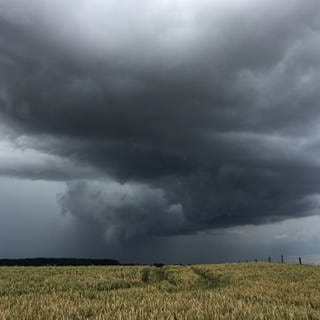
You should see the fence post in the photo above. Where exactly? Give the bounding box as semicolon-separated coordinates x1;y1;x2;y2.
268;256;271;263
281;255;284;264
299;257;302;265
255;258;258;263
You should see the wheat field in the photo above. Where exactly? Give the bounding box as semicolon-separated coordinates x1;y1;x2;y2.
0;263;319;319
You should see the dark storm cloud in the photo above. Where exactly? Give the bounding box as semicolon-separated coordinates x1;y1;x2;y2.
1;0;320;241
58;180;186;241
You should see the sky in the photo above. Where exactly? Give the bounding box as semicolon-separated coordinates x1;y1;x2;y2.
1;0;320;264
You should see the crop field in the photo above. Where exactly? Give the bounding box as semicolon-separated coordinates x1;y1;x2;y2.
0;263;319;319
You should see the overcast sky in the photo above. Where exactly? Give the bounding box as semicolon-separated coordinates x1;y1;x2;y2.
1;0;320;264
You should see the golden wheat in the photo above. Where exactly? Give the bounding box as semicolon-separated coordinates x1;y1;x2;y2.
0;263;319;319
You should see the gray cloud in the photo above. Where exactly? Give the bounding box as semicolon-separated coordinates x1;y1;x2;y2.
58;180;186;241
1;0;320;244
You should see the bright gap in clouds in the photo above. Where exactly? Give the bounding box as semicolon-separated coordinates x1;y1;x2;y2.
0;177;68;258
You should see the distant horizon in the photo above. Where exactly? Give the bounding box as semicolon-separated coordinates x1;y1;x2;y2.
0;254;318;266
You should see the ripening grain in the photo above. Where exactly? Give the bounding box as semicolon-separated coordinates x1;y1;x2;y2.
0;263;319;319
